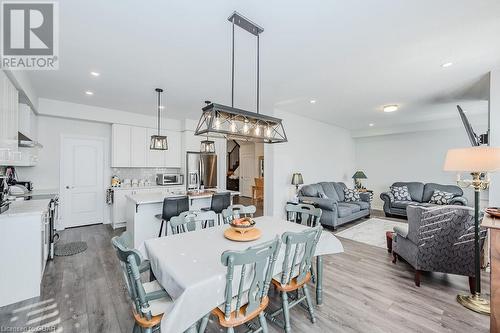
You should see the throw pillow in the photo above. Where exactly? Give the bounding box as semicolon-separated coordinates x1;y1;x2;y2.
344;188;360;202
429;190;455;205
391;186;412;201
318;192;328;199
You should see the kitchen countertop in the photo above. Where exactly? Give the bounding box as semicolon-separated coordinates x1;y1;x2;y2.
111;185;183;191
9;188;59;198
0;199;50;219
127;189;240;205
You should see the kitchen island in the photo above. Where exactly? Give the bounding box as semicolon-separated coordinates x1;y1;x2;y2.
126;189;240;248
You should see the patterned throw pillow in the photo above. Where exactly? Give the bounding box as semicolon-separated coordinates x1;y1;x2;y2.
344;188;360;202
391;186;412;201
429;190;455;205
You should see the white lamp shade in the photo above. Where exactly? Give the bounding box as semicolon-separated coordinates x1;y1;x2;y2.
443;146;500;172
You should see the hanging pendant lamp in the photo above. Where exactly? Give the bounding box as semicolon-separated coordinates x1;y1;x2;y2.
150;88;168;150
194;11;287;144
200;101;216;153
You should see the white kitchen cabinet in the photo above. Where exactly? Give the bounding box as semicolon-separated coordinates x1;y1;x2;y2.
165;130;181;168
0;206;48;307
111;124;182;168
130;126;148;167
111;188;134;228
18;103;36;138
112;124;131;167
0;71;19;162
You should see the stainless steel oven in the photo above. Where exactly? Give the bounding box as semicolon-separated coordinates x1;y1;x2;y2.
156;173;184;186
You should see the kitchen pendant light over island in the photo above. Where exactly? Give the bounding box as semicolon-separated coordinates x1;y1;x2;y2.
150;88;168;150
195;11;287;144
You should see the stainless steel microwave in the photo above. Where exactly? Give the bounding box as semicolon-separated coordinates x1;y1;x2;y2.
156;173;184;186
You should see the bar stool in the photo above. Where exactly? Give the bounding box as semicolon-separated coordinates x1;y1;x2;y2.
155;196;189;237
203;192;231;225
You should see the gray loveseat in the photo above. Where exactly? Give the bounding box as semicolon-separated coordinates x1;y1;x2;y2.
298;182;371;228
380;182;467;218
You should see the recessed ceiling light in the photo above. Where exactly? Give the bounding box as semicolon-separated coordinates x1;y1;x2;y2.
441;62;453;68
90;71;100;77
159;106;165;109
369;123;374;127
85;91;94;96
310;99;316;104
383;104;399;113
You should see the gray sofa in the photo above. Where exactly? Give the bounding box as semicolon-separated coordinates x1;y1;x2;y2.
380;182;467;218
392;205;485;291
298;182;371;228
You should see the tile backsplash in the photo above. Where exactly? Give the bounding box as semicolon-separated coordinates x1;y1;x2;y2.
112;168;181;183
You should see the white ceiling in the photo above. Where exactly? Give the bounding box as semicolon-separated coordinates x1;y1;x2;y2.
27;0;500;130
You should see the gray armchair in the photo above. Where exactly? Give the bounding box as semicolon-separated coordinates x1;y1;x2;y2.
381;182;467;218
392;205;486;292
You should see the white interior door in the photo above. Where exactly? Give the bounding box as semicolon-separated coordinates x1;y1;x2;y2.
239;143;255;197
61;137;104;228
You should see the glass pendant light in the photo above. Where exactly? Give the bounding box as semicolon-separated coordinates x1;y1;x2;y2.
200;136;216;153
150;88;168;150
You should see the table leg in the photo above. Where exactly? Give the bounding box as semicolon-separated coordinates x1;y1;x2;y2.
316;256;323;305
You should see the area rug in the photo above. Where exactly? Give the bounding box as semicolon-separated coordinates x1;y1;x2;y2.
335;218;407;248
54;241;88;256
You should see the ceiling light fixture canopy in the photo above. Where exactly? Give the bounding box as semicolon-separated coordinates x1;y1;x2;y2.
383;104;399;113
195;11;287;144
150;88;168;150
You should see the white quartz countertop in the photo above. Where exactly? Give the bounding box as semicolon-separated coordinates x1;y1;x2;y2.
0;199;50;219
111;185;181;191
127;189;240;205
10;188;59;198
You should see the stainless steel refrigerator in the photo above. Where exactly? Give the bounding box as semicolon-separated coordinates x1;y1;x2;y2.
186;152;217;190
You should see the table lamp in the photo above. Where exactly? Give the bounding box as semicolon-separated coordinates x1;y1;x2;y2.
352;171;367;189
444;146;500;315
291;173;304;193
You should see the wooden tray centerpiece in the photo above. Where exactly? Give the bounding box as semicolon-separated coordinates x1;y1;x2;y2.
224;217;261;242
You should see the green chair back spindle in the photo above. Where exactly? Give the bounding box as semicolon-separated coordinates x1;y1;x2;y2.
111;233;146;314
285;203;322;227
279;226;323;286
220;236;281;320
170;210;217;234
222;204;257;224
112;233;169;328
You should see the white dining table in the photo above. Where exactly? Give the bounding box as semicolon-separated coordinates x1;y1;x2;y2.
139;216;344;333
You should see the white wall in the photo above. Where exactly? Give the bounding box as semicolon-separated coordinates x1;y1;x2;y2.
354;127;487;210
265;110;355;217
17;116;111;190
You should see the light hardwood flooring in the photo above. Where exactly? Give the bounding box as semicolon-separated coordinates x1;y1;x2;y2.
0;214;490;333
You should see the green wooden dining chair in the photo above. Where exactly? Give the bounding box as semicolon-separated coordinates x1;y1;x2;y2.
222;204;257;224
199;237;281;333
170;210;217;235
111;232;172;333
285;203;322;227
268;226;323;333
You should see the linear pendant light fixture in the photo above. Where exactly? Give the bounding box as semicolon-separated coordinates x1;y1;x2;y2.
150;88;168;150
194;11;287;144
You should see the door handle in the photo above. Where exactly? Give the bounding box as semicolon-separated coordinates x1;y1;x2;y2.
65;186;73;189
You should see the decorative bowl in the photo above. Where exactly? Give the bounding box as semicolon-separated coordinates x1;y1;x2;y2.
486;207;500;218
230;217;256;233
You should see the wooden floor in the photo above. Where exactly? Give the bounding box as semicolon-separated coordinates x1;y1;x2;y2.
0;214;490;333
